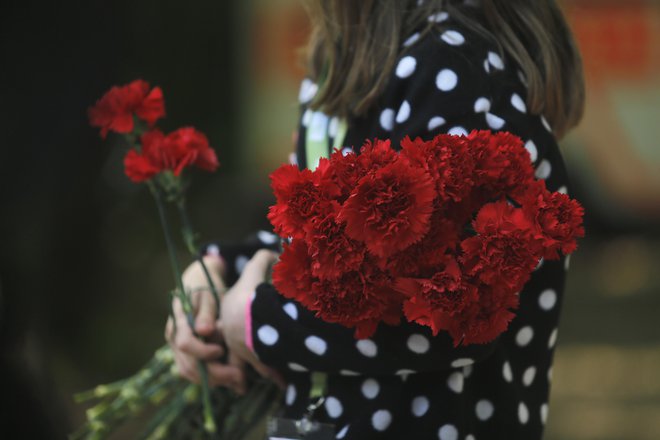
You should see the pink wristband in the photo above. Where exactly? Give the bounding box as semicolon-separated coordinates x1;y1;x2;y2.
245;291;255;352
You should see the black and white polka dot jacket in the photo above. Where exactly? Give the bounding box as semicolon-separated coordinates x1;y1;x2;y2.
223;9;573;440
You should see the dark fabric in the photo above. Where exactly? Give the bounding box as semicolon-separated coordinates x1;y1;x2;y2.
248;10;571;440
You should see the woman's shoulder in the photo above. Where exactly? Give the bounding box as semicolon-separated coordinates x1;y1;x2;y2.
397;10;519;91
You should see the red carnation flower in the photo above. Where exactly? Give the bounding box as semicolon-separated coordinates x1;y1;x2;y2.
167;127;219;173
267;165;336;240
396;256;479;340
357;139;398;172
387;212;461;277
447;284;518;346
123;127;219;183
522;181;585;259
124;130;168;182
271;239;314;304
89;79;165;138
307;212;366;280
304;267;401;339
338;158;436;259
327;147;363;202
401;134;476;204
460;201;541;293
468;130;535;200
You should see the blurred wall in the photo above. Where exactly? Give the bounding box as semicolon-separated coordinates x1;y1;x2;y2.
0;1;659;439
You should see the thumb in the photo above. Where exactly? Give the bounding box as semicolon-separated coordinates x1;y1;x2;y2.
238;250;279;289
195;290;217;336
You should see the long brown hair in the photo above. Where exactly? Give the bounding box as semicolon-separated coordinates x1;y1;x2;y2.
303;0;585;139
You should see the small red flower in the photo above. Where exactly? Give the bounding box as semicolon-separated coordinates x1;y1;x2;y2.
401;134;475;204
89;79;165;138
522;181;585;259
271;239;314;304
468;130;535;200
460;201;541;293
123;128;218;183
267;165;336;239
448;285;518;346
307;212;366;280
166;127;219;173
338;158;436;258
305;267;401;339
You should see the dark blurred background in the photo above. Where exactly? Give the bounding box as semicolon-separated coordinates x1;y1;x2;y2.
0;1;658;439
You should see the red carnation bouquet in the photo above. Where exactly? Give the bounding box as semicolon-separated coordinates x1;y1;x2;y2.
268;131;584;346
75;80;280;440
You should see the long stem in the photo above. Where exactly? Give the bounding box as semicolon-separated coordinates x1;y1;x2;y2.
176;197;221;309
148;182;217;434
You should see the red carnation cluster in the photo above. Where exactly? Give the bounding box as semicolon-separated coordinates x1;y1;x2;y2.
89;79;165;139
269;131;584;345
89;80;219;183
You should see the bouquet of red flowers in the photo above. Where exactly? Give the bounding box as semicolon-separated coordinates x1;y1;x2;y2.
75;80;280;440
268;131;584;346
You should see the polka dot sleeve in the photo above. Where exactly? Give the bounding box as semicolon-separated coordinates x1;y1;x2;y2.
251;282;499;375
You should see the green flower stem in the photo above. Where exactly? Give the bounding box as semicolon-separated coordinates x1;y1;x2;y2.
175;197;221;310
148;181;217;434
74;379;128;403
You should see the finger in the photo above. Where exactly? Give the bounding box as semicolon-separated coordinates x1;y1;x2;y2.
174;351;200;384
207;361;246;393
173;297;224;360
248;358;286;389
236;250;278;289
195;290;217;336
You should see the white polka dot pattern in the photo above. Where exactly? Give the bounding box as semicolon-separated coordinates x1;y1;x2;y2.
436;69;458;91
396;56;417;78
371;410;392;431
447;371;464;393
305;335;327;355
523;366;537;387
451;358;474;368
356;339;378;357
448;126;468;136
403;32;420;47
361;378;380;399
336;425;349;439
380;108;395;131
325;396;343;418
486;113;505;130
475;399;494;421
540;403;549;425
288;362;307;372
474;97;491;113
428;116;446;131
438;424;459;440
538;289;557;311
525;140;538;162
548;328;558;349
488;51;504;70
516;326;534;347
412;396;430;417
396;100;411;124
257;325;278;346
283;302;298;320
285;384;296;405
518;402;530;424
441;30;465;46
535;159;552;179
502;361;513;383
407;334;430;354
428;12;449;23
511;93;527;113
